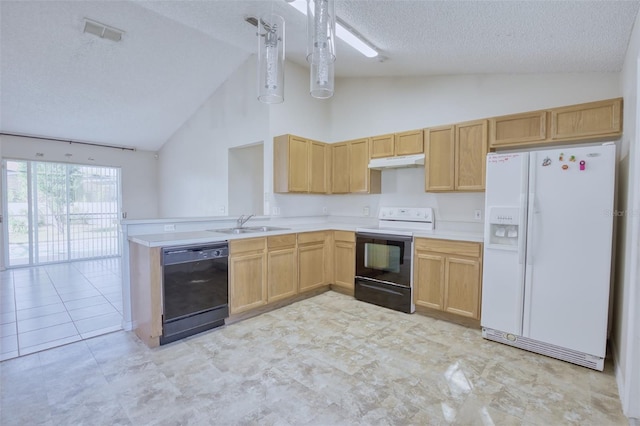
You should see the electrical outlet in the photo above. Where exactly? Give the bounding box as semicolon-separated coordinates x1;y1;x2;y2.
322;206;328;214
218;205;226;214
363;206;370;216
474;209;482;220
164;224;176;232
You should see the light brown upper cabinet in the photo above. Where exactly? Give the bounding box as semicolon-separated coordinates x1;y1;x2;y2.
456;120;489;191
370;134;394;158
396;130;424;156
331;142;350;194
490;111;547;148
551;98;622;141
274;134;329;194
489;98;622;149
425;126;455;191
425;120;488;192
331;138;381;194
369;130;424;159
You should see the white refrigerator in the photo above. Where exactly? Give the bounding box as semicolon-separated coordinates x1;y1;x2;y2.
481;143;616;371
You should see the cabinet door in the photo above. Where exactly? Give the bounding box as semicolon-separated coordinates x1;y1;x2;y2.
455;120;488;191
288;136;309;192
489;111;547;148
551;98;622;141
396;130;424;156
349;138;371;193
331;143;350;194
334;241;355;290
229;252;267;314
425;126;455;192
370;134;394;158
298;243;326;292
309;141;328;194
267;247;297;302
444;256;481;319
414;251;446;310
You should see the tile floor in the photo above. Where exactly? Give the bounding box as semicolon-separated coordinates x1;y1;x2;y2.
0;258;123;360
0;291;628;425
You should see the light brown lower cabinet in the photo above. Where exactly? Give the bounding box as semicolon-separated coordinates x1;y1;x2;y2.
229;238;267;314
267;234;298;302
333;231;355;291
413;238;482;320
297;231;332;292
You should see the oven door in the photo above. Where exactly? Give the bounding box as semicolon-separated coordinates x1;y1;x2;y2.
355;232;412;287
355;232;414;313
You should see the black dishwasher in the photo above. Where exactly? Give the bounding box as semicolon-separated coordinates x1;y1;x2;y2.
161;242;229;345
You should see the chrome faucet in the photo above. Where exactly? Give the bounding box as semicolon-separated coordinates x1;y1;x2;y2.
236;214;254;228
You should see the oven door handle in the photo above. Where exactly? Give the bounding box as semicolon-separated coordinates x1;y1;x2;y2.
356;276;410;289
356;232;413;242
358;282;405;296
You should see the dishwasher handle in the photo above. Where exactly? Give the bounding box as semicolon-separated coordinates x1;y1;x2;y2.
163;243;229;266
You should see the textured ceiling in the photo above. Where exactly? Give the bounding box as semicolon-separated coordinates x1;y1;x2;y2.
1;0;639;151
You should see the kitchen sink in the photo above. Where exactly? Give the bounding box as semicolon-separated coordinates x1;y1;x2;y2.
209;226;290;234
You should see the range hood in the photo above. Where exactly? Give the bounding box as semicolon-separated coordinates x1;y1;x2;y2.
368;154;425;170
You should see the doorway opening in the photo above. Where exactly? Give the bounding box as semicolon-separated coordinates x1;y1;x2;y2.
3;159;121;267
228;143;264;216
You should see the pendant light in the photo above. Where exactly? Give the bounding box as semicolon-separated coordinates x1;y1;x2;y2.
306;0;335;99
257;13;285;104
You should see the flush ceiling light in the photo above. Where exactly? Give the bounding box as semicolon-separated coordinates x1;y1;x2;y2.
83;18;124;42
287;0;378;58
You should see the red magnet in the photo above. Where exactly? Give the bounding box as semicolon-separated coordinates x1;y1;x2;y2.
580;160;586;171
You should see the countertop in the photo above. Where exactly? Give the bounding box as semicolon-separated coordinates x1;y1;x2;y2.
129;222;483;247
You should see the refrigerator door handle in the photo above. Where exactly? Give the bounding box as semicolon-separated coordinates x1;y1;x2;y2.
526;155;537;266
518;193;527;265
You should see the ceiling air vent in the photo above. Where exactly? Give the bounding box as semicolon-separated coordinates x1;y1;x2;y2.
83;18;124;42
244;16;259;28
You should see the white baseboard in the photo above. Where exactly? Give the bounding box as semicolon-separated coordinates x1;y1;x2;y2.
611;339;628;412
121;320;134;331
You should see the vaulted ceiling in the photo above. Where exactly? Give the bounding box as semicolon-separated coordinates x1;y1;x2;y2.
1;1;638;151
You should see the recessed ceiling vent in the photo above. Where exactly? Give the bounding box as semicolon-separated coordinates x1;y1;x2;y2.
83;18;124;42
244;16;259;28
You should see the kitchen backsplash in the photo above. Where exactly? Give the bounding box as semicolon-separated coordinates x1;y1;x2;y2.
272;168;485;233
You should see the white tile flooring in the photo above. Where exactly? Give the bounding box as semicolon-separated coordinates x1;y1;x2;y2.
0;258;123;361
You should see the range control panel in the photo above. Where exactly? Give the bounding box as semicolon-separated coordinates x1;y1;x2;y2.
379;207;434;223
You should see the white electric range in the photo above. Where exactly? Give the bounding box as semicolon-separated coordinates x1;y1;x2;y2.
356;207;434;236
354;207;434;313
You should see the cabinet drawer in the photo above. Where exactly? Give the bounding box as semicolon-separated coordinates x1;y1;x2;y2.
230;237;266;254
334;231;355;243
298;231;326;245
267;234;297;249
415;238;481;258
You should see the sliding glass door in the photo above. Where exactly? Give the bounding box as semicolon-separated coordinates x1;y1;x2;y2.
3;160;121;267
